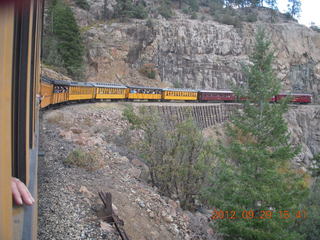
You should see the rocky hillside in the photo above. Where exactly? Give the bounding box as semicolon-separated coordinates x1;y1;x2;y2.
62;1;320;102
38;102;320;239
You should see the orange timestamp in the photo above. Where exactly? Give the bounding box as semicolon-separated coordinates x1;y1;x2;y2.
211;209;308;220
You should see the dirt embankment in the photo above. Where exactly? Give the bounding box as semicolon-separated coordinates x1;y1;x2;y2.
38;102;219;240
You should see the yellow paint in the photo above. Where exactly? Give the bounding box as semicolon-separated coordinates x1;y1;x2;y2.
52;93;68;104
95;87;127;99
69;86;94;100
162;91;197;101
96;94;126;99
128;93;161;100
40;82;53;108
69;94;94;100
0;6;14;240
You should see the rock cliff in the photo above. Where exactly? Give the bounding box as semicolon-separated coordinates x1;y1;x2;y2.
286;105;320;168
68;1;320;103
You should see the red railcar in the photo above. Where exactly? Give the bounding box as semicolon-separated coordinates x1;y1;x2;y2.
198;90;236;102
276;93;312;104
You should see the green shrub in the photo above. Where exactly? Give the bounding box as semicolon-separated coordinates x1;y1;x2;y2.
187;0;199;12
145;18;154;29
75;0;90;10
139;63;156;79
311;25;320;33
158;0;173;19
245;12;257;22
297;178;320;240
123;106;215;210
182;7;191;15
191;12;197;19
114;0;148;20
64;149;103;171
217;14;242;27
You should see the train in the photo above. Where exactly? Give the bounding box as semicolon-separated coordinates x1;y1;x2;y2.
39;76;312;109
0;0;313;239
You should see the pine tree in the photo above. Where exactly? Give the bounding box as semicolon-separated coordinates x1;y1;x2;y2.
265;0;277;9
204;29;308;240
43;0;84;79
287;0;301;18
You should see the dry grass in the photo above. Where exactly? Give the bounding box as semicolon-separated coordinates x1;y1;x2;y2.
64;149;104;171
46;111;65;124
46;111;74;128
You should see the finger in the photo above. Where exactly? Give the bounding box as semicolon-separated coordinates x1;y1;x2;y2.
16;181;34;206
11;180;23;205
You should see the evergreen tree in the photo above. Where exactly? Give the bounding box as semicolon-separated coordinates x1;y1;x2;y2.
75;0;90;10
287;0;301;18
43;0;84;79
114;0;148;19
187;0;199;12
265;0;277;9
204;29;308;240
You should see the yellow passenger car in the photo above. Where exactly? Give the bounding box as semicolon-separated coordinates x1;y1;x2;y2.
162;88;198;101
127;86;162;100
93;82;128;100
68;82;95;101
40;77;54;108
52;79;70;104
0;0;43;239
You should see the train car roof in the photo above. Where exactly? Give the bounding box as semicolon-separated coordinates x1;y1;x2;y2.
69;81;94;87
163;88;198;92
278;93;313;96
50;78;72;86
91;82;127;88
199;90;234;93
42;76;71;86
41;76;53;84
128;86;162;90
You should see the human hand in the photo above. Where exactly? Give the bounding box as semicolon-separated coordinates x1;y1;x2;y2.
11;177;35;206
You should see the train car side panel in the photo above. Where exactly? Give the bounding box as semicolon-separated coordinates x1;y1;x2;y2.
0;5;15;240
276;93;312;104
96;88;127;99
40;80;53;108
127;87;162;100
198;91;236;102
69;86;94;100
162;89;198;101
128;93;162;100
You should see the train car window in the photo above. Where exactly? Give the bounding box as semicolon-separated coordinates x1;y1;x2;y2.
12;5;31;183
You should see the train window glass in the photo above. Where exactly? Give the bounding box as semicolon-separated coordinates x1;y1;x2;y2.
29;0;38;148
12;5;31;183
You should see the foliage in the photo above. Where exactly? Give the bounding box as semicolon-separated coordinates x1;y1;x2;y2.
123;106;215;210
204;29;308;240
287;0;301;18
297;177;320;240
310;153;320;177
187;0;199;12
310;23;320;33
43;0;84;79
211;7;243;27
265;0;277;10
75;0;90;10
114;0;148;20
158;0;173;19
139;63;157;79
145;18;154;29
64;149;103;171
191;11;197;19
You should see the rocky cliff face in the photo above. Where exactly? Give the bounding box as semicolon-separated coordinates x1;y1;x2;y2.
69;1;320;103
286;105;320;168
